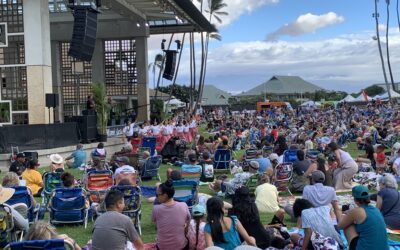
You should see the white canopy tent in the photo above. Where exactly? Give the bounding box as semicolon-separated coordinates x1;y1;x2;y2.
164;98;185;112
300;100;321;107
352;94;372;102
376;89;400;100
339;94;355;103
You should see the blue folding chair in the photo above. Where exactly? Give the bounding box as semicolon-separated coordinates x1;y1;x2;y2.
5;239;74;250
110;185;142;235
141;137;157;156
172;180;198;210
5;186;37;223
283;149;298;163
305;149;320;160
49;188;88;229
42;172;63;206
140;155;162;181
213;149;232;171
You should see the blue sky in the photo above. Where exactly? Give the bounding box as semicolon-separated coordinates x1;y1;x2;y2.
148;0;400;94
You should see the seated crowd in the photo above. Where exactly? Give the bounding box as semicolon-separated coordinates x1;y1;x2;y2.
3;107;400;250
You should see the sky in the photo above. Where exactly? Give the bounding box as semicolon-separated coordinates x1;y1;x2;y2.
148;0;400;94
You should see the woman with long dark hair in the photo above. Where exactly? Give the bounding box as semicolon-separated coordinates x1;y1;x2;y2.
204;197;256;250
231;187;271;249
274;135;288;156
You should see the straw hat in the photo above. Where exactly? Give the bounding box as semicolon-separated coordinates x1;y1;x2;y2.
0;187;15;204
49;154;64;164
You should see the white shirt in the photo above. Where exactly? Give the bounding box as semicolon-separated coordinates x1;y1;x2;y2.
176;126;184;133
183;125;190;132
152;125;160;136
122;124;134;137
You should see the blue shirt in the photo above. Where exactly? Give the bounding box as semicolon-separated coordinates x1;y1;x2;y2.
204;216;241;250
71;150;86;168
255;158;272;174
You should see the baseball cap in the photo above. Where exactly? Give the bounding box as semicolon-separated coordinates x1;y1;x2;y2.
192;204;206;216
269;153;279;162
352;185;370;199
311;170;325;183
16;152;25;158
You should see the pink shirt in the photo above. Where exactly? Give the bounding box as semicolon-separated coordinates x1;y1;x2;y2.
152;202;191;250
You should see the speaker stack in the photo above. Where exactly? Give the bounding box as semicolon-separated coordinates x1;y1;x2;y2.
46;94;59;108
70;114;97;143
163;50;178;80
68;6;98;62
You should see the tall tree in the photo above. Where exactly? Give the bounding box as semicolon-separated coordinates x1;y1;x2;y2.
374;0;392;102
385;0;396;91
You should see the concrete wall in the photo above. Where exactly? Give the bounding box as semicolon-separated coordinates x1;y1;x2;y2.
0;137;126;171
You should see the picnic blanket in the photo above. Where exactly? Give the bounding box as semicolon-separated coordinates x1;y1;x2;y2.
141;186;157;198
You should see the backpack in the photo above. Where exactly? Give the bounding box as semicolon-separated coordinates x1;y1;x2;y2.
200;163;214;182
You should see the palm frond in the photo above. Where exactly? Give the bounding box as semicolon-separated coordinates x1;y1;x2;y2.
213;15;223;23
215;11;228;16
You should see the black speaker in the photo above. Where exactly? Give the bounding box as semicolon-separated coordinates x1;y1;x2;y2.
45;93;59;108
163;50;177;80
68;6;98;62
72;115;97;142
96;0;101;7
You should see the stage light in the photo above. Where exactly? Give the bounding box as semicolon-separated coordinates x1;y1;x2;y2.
161;39;166;50
175;40;181;50
136;22;141;27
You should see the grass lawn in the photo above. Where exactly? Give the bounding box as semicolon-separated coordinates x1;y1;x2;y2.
4;128;400;246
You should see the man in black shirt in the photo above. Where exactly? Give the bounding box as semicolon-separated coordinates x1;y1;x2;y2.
9;152;27;176
356;137;375;169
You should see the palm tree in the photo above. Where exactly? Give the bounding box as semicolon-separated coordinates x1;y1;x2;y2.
193;0;227;112
385;0;396;91
148;54;163;91
374;0;392;102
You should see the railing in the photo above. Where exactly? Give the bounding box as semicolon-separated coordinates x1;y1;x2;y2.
106;125;125;138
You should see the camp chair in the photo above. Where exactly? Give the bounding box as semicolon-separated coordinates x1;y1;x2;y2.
141;137;157;156
155;136;163;152
130;137;142;154
85;170;113;204
172;180;198;210
6;186;37;223
0;204;18;247
140;155;162;181
305;149;320;161
273;163;293;196
110;185;142;235
245;174;259;196
283;149;298;163
262;146;274;158
42;172;63;206
49;188;88;229
115;169;138;186
5;238;74;250
213;149;232;171
241;147;258;171
180;164;202;180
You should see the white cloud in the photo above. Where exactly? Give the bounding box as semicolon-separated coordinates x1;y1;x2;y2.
266;12;345;41
193;0;279;27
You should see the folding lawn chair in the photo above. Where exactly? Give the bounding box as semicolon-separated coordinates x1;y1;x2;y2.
49;188;88;229
262;146;274;158
85;170;114;204
283;149;298;163
245;174;259;196
141;137;157;156
213;149;232;171
172;180;198;210
5;238;74;250
273;163;293;196
140;155;162;181
110;185;142;235
6;186;37;223
42;172;63;206
305;149;320;161
0;204;18;247
180;164;202;180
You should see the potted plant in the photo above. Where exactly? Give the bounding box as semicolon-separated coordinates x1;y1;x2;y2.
91;82;111;142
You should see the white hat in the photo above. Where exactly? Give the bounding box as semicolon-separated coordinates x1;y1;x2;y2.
0;187;15;204
269;153;279;162
249;161;259;170
49;154;64;164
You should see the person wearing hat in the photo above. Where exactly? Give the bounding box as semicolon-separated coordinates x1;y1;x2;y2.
302;171;339;209
187;204;207;250
337;185;389;250
49;154;65;172
9;152;27;176
0;187;29;233
22;159;43;197
114;156;137;185
65;144;87;169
